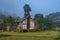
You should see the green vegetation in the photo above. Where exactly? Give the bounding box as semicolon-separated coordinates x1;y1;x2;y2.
0;31;60;40
34;13;53;30
34;13;44;30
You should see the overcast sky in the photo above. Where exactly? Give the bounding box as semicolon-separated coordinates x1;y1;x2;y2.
0;0;60;18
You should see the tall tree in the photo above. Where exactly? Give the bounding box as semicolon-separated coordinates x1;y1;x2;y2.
3;16;16;32
46;12;60;29
34;13;44;30
43;18;53;30
24;4;31;32
0;12;6;31
0;12;17;32
24;4;31;17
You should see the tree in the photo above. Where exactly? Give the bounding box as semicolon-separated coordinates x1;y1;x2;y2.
3;16;16;32
24;4;31;12
46;12;60;30
24;4;31;32
43;18;53;30
34;13;44;30
0;12;6;31
0;11;18;32
24;4;31;17
7;16;16;32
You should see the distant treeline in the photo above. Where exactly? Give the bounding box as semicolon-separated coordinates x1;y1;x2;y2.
0;11;60;32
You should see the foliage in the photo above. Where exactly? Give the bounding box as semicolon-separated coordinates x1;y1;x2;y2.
46;12;60;28
0;12;18;31
34;25;40;31
43;18;53;30
34;13;54;30
29;28;40;32
34;13;44;30
16;27;22;32
24;4;31;12
34;13;44;24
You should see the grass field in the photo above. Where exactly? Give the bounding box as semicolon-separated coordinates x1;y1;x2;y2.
0;31;60;40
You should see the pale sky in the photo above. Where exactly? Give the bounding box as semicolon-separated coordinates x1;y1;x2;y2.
0;0;60;18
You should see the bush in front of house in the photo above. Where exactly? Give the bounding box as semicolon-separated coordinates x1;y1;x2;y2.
29;26;40;32
15;27;22;32
29;29;36;32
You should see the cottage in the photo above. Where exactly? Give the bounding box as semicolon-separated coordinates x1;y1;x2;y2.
17;4;35;31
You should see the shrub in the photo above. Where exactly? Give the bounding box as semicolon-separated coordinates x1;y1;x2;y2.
15;27;22;32
29;29;38;32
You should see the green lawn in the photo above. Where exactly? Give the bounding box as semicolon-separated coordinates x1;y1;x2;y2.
0;31;60;40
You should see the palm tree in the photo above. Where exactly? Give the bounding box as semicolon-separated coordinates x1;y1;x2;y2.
24;4;31;32
24;4;31;17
